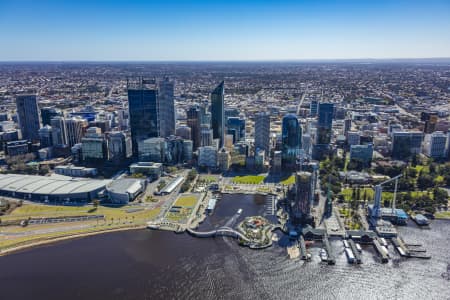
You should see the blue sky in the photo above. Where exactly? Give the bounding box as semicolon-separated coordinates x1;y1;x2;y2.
0;0;449;61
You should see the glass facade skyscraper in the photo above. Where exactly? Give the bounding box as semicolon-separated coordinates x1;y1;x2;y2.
226;117;245;143
282;114;302;169
128;78;159;157
158;77;175;137
15;94;41;142
313;103;334;160
211;81;225;148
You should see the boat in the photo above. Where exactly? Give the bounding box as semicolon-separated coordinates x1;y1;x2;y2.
237;208;243;214
343;240;349;248
356;243;362;253
319;249;328;262
379;238;388;247
345;248;355;264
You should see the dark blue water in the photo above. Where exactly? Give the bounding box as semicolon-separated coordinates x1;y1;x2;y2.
0;194;449;300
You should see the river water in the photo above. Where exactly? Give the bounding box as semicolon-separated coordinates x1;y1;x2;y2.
1;194;449;300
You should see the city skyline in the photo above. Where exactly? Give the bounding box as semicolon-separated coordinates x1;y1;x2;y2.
1;0;450;61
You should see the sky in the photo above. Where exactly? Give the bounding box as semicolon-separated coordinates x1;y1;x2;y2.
0;0;449;61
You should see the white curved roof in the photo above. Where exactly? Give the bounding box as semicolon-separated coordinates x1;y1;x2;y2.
0;174;111;195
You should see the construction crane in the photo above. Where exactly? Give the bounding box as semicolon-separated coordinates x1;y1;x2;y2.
371;174;402;219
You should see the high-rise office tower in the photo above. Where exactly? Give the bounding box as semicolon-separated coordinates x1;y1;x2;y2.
65;117;88;147
255;111;271;155
282;114;302;170
293;171;314;224
50;116;67;146
313;103;334;160
226;117;245;143
424;131;447;159
200;124;213;147
158;77;175;137
38;125;53;148
391;131;424;160
187;105;201;149
211;81;225;148
41;107;60;126
310;100;319;117
108;131;132;161
15;94;41;142
175;125;192;140
81;127;108;162
128;78;160;156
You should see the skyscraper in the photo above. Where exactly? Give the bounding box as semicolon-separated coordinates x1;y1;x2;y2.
313;102;334;160
50;116;67;146
282;114;302;170
255;111;271;155
108;131;132;162
226;117;245;143
65;117;88;147
128;78;160;156
158;77;175;137
211;81;225;148
293;171;314;224
187;105;201;149
15;94;41;142
41;107;60;126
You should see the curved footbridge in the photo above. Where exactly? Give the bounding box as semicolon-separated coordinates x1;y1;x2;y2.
186;226;250;242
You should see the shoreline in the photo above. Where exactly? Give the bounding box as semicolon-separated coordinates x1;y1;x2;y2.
0;224;146;257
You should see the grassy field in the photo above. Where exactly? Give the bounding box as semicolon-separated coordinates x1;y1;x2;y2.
173;194;198;207
1;203;161;222
232;175;266;184
280;175;295;185
435;211;450;219
0;205;161;252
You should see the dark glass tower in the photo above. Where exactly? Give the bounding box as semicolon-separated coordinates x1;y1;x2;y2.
313;102;334;160
15;94;41;142
128;78;159;157
211;81;225;147
186;105;201;150
226;117;245;143
41;107;60;126
282;114;302;170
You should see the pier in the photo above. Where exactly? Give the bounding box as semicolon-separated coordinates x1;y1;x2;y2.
391;237;431;259
299;236;309;260
373;238;389;263
348;239;362;264
322;235;336;265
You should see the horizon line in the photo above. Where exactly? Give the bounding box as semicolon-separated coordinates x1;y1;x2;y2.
1;57;450;64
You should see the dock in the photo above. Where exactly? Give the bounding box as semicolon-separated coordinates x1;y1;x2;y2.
373;238;389;263
392;237;431;259
348;239;362;264
322;235;336;265
299;236;309;260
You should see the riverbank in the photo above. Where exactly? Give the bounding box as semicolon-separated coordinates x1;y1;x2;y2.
0;224;145;257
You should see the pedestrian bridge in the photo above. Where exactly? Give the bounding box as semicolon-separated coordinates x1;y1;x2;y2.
186;226;250;242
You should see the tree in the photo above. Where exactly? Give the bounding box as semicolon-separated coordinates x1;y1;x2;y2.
417;174;433;190
92;199;100;210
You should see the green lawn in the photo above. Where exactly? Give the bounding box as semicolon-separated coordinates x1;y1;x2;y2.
435;211;450;219
199;175;217;183
173;194;198;207
232;175;266;184
2;203;161;222
280;175;295;185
